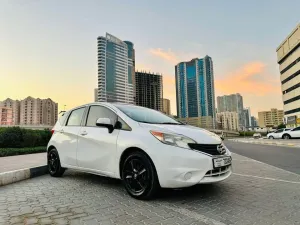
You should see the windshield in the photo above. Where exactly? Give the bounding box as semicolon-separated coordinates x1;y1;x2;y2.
115;105;181;124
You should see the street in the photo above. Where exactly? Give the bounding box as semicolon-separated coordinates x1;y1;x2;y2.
225;140;300;175
1;150;300;225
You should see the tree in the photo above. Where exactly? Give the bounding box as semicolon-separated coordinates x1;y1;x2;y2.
277;123;286;129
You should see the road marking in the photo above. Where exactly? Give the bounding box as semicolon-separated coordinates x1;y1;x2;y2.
233;173;300;184
165;205;226;225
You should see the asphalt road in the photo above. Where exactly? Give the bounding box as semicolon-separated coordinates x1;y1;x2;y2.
225;140;300;175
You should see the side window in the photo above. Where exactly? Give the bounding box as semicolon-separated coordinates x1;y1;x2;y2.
66;108;85;126
276;129;283;133
86;106;117;127
117;117;132;131
292;127;300;131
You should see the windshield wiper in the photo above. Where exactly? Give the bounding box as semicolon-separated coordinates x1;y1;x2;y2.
159;122;183;125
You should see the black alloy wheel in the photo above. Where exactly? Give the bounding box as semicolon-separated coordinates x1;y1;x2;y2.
269;136;274;139
283;134;290;140
122;152;159;200
47;148;65;177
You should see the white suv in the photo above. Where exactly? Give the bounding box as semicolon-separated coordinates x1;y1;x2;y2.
267;128;291;139
47;103;232;199
282;126;300;139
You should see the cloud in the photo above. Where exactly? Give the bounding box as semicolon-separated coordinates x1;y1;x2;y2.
149;48;179;64
214;62;280;96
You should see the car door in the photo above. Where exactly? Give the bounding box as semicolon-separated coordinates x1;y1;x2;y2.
77;105;120;176
290;127;300;138
56;107;86;167
274;129;283;139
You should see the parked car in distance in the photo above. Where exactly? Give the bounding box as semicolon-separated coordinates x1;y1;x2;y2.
282;126;300;139
47;103;232;199
253;133;262;139
267;128;291;139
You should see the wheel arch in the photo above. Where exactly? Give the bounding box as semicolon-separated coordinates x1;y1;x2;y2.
118;147;158;181
47;145;56;152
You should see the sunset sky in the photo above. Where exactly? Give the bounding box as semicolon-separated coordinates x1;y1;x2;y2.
0;0;299;117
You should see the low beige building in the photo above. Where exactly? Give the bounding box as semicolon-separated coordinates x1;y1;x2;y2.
178;116;213;129
162;98;171;115
276;23;300;127
0;98;20;125
0;107;13;125
258;109;284;128
216;112;239;131
20;97;58;126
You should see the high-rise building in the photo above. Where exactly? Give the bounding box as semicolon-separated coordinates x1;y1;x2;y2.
175;56;216;124
243;107;251;128
217;94;244;129
0;107;13;125
94;88;98;102
135;71;163;111
0;98;20;125
19;97;58;126
258;108;284;128
97;33;135;104
251;116;258;128
163;98;171;115
276;23;300;128
216;112;239;131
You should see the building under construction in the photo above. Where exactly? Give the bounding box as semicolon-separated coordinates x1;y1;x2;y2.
135;71;163;111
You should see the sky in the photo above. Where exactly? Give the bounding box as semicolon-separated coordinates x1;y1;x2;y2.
0;0;299;117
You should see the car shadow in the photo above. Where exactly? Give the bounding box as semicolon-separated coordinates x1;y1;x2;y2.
62;170;225;201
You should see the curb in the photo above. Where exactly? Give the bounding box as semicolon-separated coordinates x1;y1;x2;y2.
228;139;300;148
0;165;48;187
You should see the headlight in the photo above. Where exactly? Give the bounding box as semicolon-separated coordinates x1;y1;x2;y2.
150;130;196;149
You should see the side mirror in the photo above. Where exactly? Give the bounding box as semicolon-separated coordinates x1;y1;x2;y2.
96;118;114;133
221;136;224;141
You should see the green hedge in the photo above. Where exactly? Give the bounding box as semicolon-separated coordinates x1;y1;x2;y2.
0;146;46;157
0;127;52;148
239;131;267;136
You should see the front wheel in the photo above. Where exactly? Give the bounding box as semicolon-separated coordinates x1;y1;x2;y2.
48;148;65;177
268;136;274;139
122;152;160;200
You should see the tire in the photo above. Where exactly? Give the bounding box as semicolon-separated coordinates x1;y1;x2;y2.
268;136;274;139
283;134;291;140
121;152;160;200
47;148;65;177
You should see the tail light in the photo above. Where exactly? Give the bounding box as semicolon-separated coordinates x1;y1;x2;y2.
51;129;55;135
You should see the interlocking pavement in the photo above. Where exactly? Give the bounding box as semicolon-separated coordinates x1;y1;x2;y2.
0;153;300;225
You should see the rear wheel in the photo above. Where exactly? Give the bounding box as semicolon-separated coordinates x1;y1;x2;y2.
283;134;291;140
121;152;160;200
48;148;65;177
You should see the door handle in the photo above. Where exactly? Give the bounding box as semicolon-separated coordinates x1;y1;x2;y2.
80;131;88;136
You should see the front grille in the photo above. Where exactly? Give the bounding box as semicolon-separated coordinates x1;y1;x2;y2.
205;165;230;177
188;143;226;155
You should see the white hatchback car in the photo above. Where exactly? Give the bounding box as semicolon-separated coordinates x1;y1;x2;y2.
47;103;232;199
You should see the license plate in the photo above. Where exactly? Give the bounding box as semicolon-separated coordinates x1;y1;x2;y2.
213;156;232;168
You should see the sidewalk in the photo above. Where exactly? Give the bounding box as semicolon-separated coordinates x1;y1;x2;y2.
0;153;47;186
0;153;46;173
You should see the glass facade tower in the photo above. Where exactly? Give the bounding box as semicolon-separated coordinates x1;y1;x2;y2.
175;56;216;121
97;33;135;104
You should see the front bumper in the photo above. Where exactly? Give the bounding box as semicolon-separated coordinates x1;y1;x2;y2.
151;144;232;188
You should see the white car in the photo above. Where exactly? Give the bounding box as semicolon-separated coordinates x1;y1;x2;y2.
282;126;300;139
253;133;262;139
47;103;232;199
267;128;291;139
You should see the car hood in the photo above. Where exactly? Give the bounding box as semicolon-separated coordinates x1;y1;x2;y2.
139;123;222;144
